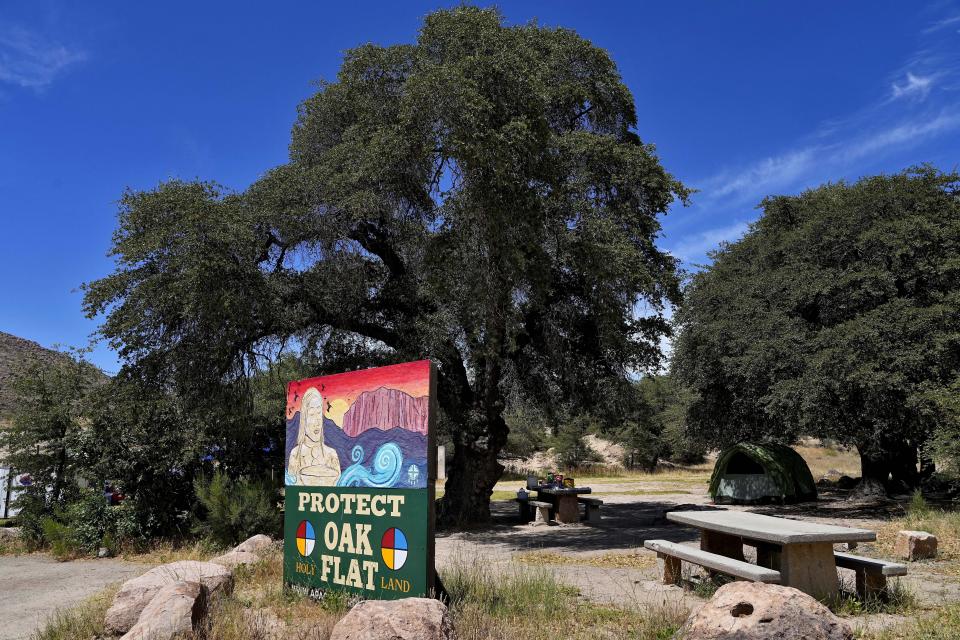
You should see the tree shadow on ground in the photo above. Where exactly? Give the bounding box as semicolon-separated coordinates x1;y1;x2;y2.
436;500;721;553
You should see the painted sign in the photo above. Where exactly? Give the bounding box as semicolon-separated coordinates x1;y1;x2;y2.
283;360;436;600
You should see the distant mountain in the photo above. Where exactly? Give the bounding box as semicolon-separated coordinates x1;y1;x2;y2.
0;331;105;423
340;386;429;437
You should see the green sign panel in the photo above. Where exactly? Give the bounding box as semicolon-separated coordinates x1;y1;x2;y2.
283;361;436;599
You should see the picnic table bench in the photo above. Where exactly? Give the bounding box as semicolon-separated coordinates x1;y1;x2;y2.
645;539;781;584
834;552;907;599
578;496;603;523
515;496;553;525
664;510;884;599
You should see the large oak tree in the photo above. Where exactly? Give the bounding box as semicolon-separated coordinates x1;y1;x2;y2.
673;167;960;495
85;7;686;524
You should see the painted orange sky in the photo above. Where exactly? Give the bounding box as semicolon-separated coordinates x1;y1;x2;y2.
286;360;431;426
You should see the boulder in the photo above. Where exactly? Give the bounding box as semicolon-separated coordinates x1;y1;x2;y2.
894;530;938;561
104;560;233;634
234;534;274;554
330;598;455;640
121;581;207;640
677;582;852;640
212;550;260;569
0;527;20;540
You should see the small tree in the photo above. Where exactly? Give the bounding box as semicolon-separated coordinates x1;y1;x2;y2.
1;351;99;540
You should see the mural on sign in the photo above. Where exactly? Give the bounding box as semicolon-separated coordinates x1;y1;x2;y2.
283;360;436;601
284;363;430;489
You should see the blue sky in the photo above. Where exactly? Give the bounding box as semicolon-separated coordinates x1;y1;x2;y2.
1;1;958;373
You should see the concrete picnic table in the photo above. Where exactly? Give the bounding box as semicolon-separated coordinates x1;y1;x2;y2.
667;510;876;599
533;486;592;524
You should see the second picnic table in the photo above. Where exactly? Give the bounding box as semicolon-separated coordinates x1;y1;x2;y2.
666;510;876;599
533;486;592;524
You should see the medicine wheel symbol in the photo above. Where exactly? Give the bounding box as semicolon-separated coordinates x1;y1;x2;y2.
296;520;315;556
380;527;408;570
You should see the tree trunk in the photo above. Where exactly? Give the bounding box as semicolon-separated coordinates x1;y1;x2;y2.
855;439;921;498
437;441;506;527
854;449;891;499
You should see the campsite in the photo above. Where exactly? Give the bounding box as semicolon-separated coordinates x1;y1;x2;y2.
2;3;960;640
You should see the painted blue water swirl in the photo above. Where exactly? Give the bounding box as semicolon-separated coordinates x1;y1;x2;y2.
335;442;403;488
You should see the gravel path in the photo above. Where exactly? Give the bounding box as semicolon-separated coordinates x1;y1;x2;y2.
0;554;146;640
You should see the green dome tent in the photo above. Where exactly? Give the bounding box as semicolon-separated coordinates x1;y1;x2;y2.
709;443;817;504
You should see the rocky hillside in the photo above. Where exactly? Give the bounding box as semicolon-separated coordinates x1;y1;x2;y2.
0;331;74;422
340;387;429;437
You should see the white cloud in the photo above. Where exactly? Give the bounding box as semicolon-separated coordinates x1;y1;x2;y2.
0;25;86;89
666;221;750;262
891;72;936;101
708;150;816;200
922;14;960;34
838;110;960;161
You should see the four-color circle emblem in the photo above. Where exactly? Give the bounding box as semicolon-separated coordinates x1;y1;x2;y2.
296;520;409;571
381;527;408;570
296;520;315;556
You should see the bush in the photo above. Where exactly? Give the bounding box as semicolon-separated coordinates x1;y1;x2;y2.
14;488;52;550
41;517;81;560
192;472;280;547
63;490;145;554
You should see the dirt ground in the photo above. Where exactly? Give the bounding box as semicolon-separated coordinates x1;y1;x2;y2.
0;555;146;639
435;474;960;635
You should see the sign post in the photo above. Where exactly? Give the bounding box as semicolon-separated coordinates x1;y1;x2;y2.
283;360;437;599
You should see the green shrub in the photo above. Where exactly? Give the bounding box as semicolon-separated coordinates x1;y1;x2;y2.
41;517;81;560
909;490;931;518
192;471;280;547
13;488;51;550
60;489;146;554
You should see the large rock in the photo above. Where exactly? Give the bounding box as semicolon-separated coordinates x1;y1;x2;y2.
121;581;207;640
341;387;429;436
677;582;852;640
234;534;274;554
330;598;455;640
894;530;938;561
212;550;260;569
105;560;233;634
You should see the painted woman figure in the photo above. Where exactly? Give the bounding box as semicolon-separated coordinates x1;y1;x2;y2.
287;387;342;486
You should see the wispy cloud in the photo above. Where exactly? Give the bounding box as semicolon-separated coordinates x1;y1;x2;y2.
666;221;750;262
922;14;960;34
690;108;960;210
0;24;86;89
891;72;936;101
839;110;960;161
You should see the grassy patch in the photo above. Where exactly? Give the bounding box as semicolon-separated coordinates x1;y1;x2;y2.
829;577;916;616
874;504;960;564
33;586;118;640
443;556;686;640
122;539;225;565
34;548;684;640
864;602;960;639
515;550;657;570
0;534;25;556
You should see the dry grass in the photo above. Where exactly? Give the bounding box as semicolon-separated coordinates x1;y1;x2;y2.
515;549;657;570
122;539;225;565
863;601;960;639
0;534;26;556
442;555;686;640
794;441;861;479
35;549;685;640
872;502;960;578
32;585;118;640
